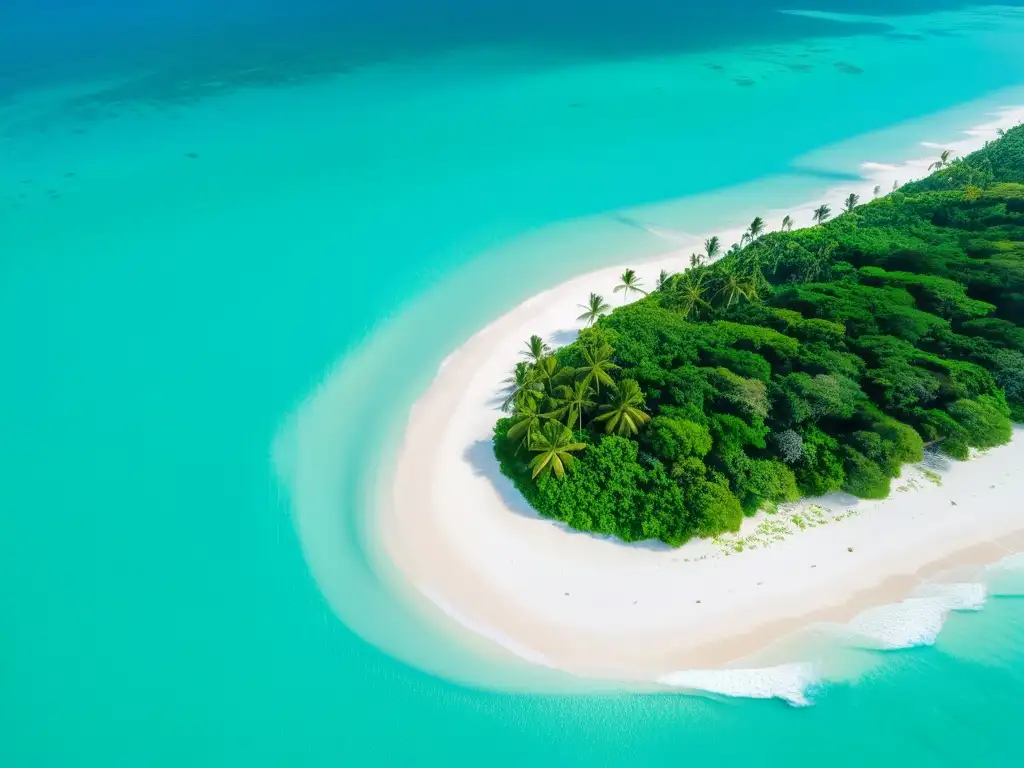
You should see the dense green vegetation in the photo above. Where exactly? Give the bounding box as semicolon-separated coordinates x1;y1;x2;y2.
493;125;1024;546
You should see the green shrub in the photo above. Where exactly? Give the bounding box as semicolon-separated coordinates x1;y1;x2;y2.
492;125;1024;545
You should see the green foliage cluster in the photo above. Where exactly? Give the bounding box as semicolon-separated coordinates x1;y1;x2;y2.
493;124;1024;546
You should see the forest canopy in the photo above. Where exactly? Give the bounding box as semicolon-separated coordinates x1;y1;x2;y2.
493;124;1024;546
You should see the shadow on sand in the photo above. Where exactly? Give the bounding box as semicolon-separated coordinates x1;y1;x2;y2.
462;438;672;552
548;328;579;347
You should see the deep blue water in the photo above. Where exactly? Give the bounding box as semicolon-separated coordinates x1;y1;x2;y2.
4;1;1015;98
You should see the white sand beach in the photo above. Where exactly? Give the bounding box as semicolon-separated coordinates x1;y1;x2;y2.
380;106;1024;687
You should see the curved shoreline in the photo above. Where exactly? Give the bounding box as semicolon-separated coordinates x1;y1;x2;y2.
381;106;1024;686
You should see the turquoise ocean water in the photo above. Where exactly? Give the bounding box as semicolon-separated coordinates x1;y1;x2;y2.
5;2;1024;764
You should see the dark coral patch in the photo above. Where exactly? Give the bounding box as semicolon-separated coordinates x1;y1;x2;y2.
834;62;864;75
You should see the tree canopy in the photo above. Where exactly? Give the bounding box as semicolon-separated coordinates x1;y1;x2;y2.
493;124;1024;546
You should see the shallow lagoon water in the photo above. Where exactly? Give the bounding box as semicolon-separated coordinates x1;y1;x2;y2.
5;2;1024;765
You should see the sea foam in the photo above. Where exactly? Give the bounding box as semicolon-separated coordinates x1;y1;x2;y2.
845;582;987;650
657;582;994;706
658;663;820;707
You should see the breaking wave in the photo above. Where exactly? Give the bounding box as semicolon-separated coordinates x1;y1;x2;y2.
657;565;1024;706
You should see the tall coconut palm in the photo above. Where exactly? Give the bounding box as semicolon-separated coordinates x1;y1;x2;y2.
522;334;550;363
613;269;647;302
929;149;953;171
576;293;610;327
747;216;765;241
704;236;722;262
656;269;675;291
844;193;860;213
576;343;619;394
506;400;545;451
780;215;794;232
549;379;596;430
812;204;831;226
500;361;543;413
672;272;712;320
872;185;881;198
528;422;587;480
595;379;651;436
689;253;701;269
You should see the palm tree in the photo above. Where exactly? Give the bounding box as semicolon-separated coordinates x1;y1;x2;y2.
576;343;619;394
794;241;833;283
929;149;953;171
704;236;722;262
576;293;610;327
656;269;674;291
727;242;742;256
595;379;651;436
549;379;596;430
522;334;550;363
689;253;701;269
812;204;831;226
506;400;546;451
672;272;712;320
748;263;769;296
532;355;570;394
747;216;765;241
716;269;756;308
872;185;881;198
500;361;543;413
528;422;587;480
997;128;1006;137
892;179;899;192
844;193;860;213
613;269;647;302
780;215;794;232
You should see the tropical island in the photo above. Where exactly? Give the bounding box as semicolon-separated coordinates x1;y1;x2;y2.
493;125;1024;547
